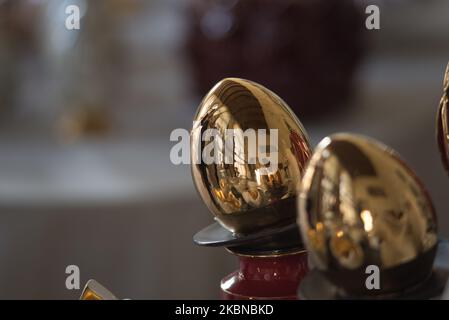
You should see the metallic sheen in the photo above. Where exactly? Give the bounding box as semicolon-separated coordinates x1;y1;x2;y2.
437;62;449;175
191;78;311;235
298;134;438;295
80;279;118;300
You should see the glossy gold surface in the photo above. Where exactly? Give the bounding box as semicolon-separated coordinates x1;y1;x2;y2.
80;279;118;300
191;78;311;235
298;134;438;294
437;62;449;175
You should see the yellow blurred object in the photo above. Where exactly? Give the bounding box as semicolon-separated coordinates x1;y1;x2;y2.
58;106;111;142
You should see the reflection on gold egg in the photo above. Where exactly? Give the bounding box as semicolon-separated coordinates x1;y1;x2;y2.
298;134;438;296
80;280;118;300
436;62;449;175
191;78;311;235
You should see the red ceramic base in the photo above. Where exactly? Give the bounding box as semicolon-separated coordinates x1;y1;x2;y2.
221;251;308;300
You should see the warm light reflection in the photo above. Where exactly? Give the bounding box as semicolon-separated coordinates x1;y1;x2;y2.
80;288;103;300
360;210;373;232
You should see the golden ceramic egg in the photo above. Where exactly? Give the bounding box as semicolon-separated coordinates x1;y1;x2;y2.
437;62;449;175
80;280;118;300
298;134;438;296
191;78;311;235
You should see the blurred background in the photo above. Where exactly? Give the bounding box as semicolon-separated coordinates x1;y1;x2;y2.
0;0;448;299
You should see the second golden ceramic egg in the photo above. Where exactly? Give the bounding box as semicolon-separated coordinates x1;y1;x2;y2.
191;78;311;236
298;133;438;296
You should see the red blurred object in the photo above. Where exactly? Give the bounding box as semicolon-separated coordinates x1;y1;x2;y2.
221;251;308;300
186;0;365;119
